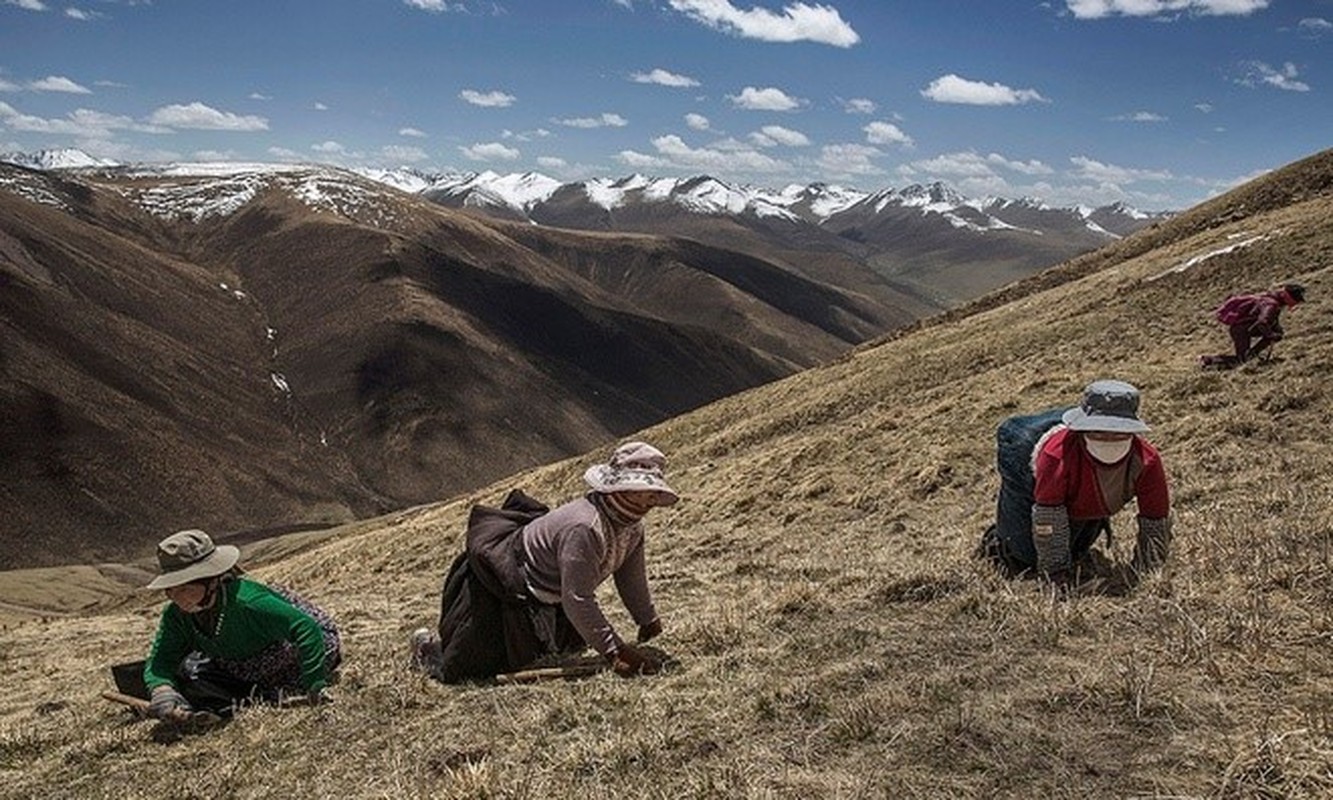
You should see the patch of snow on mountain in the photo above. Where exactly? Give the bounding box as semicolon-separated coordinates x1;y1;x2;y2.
356;167;431;194
120;173;269;221
1149;231;1272;281
675;179;753;215
0;148;119;170
583;177;628;210
0;171;70;209
281;173;402;227
124;162;302;178
641;177;679;202
807;185;868;220
486;172;561;210
1084;220;1116;237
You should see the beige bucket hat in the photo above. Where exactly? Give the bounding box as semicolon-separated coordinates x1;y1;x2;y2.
583;441;679;506
145;529;240;590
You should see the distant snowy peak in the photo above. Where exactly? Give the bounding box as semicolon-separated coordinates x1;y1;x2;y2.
0;148;120;170
92;163;412;225
420;170;561;215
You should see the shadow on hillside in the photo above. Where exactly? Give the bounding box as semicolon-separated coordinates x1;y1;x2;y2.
977;544;1141;598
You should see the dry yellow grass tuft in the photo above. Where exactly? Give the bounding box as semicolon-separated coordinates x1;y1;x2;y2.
3;150;1333;797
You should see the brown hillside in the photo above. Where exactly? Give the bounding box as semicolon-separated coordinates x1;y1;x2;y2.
0;165;921;569
1;148;1331;797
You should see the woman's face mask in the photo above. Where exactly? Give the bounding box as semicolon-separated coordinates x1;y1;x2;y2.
1085;436;1132;464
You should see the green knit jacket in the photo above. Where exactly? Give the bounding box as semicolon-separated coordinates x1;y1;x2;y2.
143;577;329;692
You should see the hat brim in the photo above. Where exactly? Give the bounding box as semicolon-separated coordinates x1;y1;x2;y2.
584;465;679;506
145;544;240;590
1061;407;1150;434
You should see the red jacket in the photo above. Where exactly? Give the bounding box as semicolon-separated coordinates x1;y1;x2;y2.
1216;292;1285;334
1033;427;1169;521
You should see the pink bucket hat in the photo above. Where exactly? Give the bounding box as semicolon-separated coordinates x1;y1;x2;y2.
583;441;679;506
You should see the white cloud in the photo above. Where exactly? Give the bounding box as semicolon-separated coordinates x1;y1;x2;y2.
312;141;346;154
6;0;47;10
0;102;168;136
403;0;467;11
750;124;810;147
909;152;1001;179
460;141;520;160
685;112;710;130
65;7;97;20
1065;0;1270;19
1237;61;1310;92
902;152;1054;186
381;144;428;162
148;102;269;131
1298;17;1332;37
668;0;860;47
921;74;1047;105
537;155;567;168
0;78;21;92
987;153;1054;176
30;75;92;94
268;146;302;161
630;68;700;87
842;98;876;114
501;127;551;141
1194;102;1213;113
816;143;885;176
249;92;272;101
460;89;516;107
863;121;912;147
619;134;790;173
1069;155;1172;183
1111;110;1168;122
553;112;627;128
728;86;803;111
399;127;427;137
313;102;329;111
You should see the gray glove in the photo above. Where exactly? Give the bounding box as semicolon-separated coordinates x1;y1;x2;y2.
147;685;191;720
1031;504;1072;577
1132;515;1171;573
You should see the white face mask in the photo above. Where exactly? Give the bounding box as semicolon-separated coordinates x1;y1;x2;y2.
1085;437;1132;464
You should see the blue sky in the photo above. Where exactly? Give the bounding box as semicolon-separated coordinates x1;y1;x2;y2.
1;0;1329;210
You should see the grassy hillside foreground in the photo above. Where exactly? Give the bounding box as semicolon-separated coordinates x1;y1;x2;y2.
2;153;1333;798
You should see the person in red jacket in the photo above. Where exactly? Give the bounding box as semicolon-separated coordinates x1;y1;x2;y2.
984;380;1172;587
1200;283;1305;369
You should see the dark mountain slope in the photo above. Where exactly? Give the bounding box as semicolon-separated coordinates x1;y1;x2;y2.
0;181;375;567
0;163;916;567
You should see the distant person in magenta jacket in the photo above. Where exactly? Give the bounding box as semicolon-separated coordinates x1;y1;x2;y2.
1200;282;1305;369
133;529;340;720
981;380;1172;588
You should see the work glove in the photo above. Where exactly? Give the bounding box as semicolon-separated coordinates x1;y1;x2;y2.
147;685;191;720
607;643;662;678
1131;515;1172;574
1046;568;1072;593
636;618;663;643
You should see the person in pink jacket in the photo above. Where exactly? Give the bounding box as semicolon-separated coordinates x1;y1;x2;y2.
1200;282;1305;369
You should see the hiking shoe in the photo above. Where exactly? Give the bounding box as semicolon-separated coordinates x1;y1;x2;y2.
408;628;443;676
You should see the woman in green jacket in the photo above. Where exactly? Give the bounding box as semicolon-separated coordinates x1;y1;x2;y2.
140;529;340;719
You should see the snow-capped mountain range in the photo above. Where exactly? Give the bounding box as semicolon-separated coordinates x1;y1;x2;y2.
0;148;1171;309
1;148;1167;236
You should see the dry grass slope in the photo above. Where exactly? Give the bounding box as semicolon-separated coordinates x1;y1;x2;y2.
2;149;1332;798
